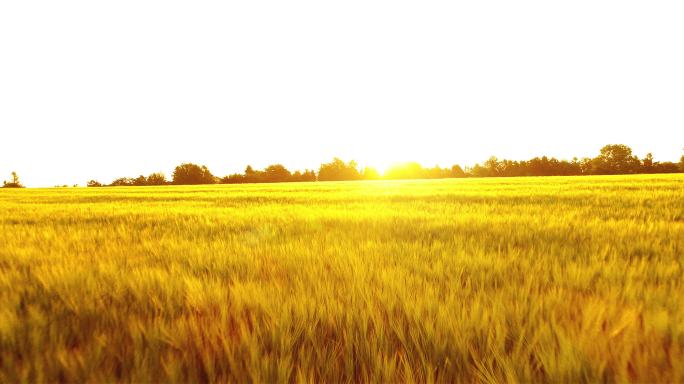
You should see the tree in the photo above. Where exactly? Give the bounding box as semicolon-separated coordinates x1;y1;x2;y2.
469;157;500;177
263;164;292;183
300;169;317;182
221;173;245;184
566;157;583;176
2;171;24;188
172;163;215;185
291;170;317;182
652;162;680;174
146;172;167;185
318;158;361;181
87;180;103;187
220;165;316;184
591;144;641;174
110;177;134;186
450;165;466;178
242;165;260;183
132;175;148;186
469;163;489;178
483;156;501;176
642;153;654;173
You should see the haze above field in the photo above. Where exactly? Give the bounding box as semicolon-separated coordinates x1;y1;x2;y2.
1;1;683;187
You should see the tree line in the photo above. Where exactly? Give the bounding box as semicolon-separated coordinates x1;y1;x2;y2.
469;144;683;177
84;158;467;187
79;144;682;187
3;144;683;188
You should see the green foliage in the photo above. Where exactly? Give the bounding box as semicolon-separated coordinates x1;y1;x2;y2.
1;175;683;382
262;164;291;182
591;144;641;174
318;158;361;181
105;172;168;187
146;172;167;186
290;169;316;182
451;164;466;177
221;165;315;184
469;145;682;177
132;175;147;186
109;177;135;186
172;163;215;185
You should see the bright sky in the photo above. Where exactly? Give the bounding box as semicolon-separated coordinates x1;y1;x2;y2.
1;1;683;187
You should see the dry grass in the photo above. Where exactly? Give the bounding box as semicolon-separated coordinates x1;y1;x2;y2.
1;175;683;382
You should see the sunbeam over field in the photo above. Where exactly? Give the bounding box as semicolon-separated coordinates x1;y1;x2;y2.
1;175;683;382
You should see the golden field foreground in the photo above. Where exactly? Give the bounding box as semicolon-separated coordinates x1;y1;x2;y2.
1;175;683;382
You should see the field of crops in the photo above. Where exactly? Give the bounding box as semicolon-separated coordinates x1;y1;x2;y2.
1;175;683;382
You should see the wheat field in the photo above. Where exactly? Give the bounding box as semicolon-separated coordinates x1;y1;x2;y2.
1;175;683;382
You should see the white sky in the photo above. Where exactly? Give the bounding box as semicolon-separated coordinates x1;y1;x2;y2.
1;1;683;187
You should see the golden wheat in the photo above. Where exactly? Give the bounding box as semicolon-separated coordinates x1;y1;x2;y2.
1;175;683;382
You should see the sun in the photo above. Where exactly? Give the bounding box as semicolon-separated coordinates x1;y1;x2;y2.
354;142;484;175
